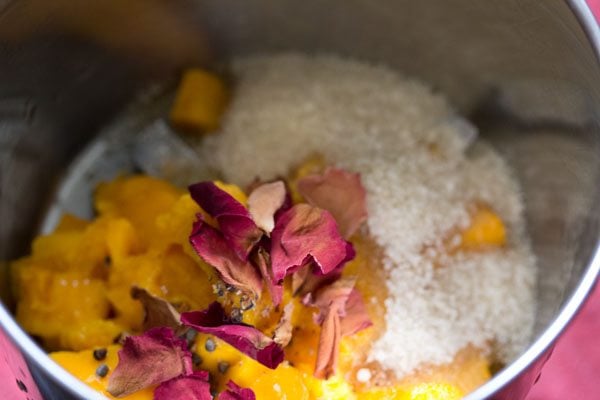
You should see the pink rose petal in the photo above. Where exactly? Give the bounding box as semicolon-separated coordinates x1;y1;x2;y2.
181;302;284;369
107;327;192;397
311;278;372;379
313;277;356;321
293;242;355;297
218;381;256;400
340;289;373;337
153;371;212;400
190;218;263;297
314;305;342;380
270;204;353;284
247;181;287;234
297;167;368;239
189;182;262;260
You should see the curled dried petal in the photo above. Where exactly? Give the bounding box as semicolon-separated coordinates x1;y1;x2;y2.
107;327;192;397
189;182;262;260
153;371;212;400
313;277;356;324
131;287;181;332
297;167;367;239
270;204;352;284
314;305;342;380
273;302;294;347
247;181;287;234
218;381;256;400
291;264;311;296
254;247;283;305
311;278;372;379
340;289;373;337
190;218;262;297
292;242;355;297
181;302;284;369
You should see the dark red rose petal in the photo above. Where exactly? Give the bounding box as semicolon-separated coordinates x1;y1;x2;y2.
107;327;192;397
270;204;352;284
190;218;263;297
181;302;284;369
189;182;262;260
153;371;212;400
218;381;256;400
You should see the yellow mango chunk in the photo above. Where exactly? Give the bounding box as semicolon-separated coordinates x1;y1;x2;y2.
170;68;228;134
154;245;216;310
357;382;463;400
28;217;140;279
105;218;143;263
51;345;154;400
209;340;310;400
193;334;243;379
408;383;464;400
59;320;125;351
284;301;321;375
357;387;408;400
310;375;357;400
55;213;89;232
95;175;183;246
14;267;111;350
193;334;316;400
459;206;506;251
106;254;163;330
154;194;202;258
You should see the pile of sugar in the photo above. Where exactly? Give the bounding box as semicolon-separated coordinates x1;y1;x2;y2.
196;54;537;377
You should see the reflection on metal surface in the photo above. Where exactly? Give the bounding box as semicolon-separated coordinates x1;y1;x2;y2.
0;0;211;70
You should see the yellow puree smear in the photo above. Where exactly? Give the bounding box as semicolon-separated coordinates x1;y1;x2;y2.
12;169;506;400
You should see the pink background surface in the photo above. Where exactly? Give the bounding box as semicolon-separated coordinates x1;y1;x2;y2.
0;3;599;399
0;330;43;400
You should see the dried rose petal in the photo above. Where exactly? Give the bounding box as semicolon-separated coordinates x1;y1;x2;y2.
247;181;287;234
189;182;262;260
311;278;372;379
314;305;342;380
297;167;367;239
153;371;212;400
273;302;294;347
270;204;352;284
291;263;311;296
292;242;355;297
190;218;262;297
181;302;284;369
340;289;373;337
107;327;192;397
313;277;356;323
131;287;181;332
218;381;256;400
253;247;283;305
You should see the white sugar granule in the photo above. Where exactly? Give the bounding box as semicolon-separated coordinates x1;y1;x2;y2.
195;53;536;377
